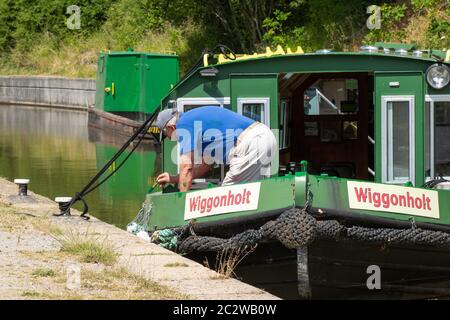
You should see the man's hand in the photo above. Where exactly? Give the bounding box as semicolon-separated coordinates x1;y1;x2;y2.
156;172;177;187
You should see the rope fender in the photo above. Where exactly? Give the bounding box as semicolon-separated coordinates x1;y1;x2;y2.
347;226;450;248
151;207;450;254
174;207;344;253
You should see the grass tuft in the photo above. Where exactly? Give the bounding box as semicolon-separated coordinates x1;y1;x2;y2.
205;245;257;279
32;268;56;278
78;267;190;300
57;230;118;266
21;291;40;297
164;262;188;268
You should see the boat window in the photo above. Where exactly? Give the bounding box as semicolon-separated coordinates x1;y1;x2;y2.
237;97;276;176
279;99;291;149
435;101;450;177
425;101;432;179
381;96;415;184
425;95;450;179
304;79;359;115
320;120;341;142
243;103;263;122
176;97;230;113
343;121;358;140
183;104;220;112
237;98;270;126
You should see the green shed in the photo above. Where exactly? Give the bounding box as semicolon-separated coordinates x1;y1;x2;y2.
94;50;179;120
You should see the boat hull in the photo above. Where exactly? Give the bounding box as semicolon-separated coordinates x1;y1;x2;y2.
189;238;450;299
87;107;155;142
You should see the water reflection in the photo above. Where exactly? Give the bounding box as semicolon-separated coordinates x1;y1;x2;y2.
0;105;159;229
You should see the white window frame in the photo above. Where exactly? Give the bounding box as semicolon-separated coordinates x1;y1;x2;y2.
237;97;278;176
176;97;230;112
174;97;230;181
381;95;415;185
237;97;271;127
425;94;450;180
279;99;290;149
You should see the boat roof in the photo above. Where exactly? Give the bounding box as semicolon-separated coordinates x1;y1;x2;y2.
158;43;450;106
207;44;449;67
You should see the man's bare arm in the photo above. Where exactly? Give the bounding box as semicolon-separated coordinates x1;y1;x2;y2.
179;153;193;192
178;153;212;192
193;163;212;178
156;153;211;191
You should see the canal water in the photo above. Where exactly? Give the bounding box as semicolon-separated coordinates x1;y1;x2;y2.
0;105;160;229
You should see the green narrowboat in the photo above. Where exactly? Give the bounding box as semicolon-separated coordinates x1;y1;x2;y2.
134;43;450;299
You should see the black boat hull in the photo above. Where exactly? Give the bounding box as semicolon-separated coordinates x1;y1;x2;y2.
190;239;450;299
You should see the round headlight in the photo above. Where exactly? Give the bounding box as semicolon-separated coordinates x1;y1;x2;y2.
426;63;450;90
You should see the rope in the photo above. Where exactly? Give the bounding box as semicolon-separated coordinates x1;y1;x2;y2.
347;226;450;248
60;44;236;220
152;205;450;254
423;177;450;189
55;106;160;220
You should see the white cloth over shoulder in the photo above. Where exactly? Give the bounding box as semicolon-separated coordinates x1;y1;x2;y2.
222;123;277;186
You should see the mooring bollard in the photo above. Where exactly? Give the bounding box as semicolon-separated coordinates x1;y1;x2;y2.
55;197;72;216
14;179;30;196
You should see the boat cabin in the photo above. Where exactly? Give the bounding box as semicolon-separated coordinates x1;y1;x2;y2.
159;44;450;189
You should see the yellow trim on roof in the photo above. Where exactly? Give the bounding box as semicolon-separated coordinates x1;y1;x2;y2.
213;45;304;65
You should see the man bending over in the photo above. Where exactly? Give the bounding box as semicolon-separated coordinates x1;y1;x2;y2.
155;106;277;192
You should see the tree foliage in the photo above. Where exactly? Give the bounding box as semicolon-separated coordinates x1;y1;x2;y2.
0;0;448;76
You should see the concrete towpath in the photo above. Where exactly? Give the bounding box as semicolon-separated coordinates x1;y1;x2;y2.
0;177;279;300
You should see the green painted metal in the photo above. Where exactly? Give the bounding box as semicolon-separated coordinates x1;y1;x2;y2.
94;51;179;115
146;175;295;230
305;174;450;225
147;170;450;229
230;73;278;127
374;72;425;186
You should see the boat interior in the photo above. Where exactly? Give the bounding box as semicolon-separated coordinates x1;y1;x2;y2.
278;72;375;181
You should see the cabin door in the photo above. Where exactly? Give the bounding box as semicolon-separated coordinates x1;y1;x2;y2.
103;55;140;114
374;72;424;186
230;74;279;175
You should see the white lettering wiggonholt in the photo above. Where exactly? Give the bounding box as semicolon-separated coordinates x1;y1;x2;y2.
184;182;261;220
347;181;440;219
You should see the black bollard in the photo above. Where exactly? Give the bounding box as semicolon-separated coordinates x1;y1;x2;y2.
14;179;30;196
55;197;72;216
